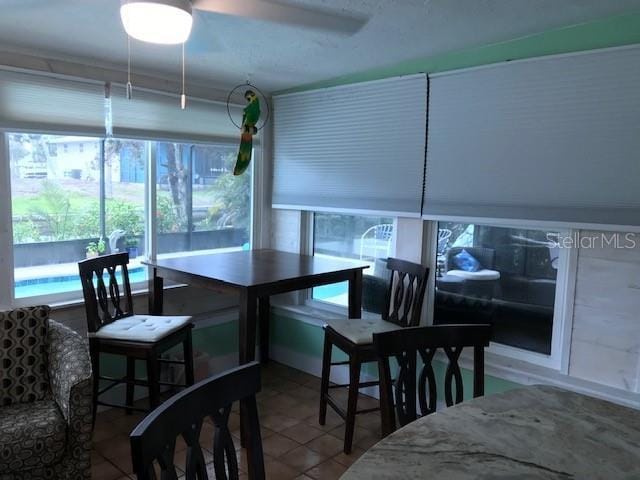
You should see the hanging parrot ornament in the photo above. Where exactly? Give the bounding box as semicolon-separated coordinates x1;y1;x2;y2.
233;89;261;175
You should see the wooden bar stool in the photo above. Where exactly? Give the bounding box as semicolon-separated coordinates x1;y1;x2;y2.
78;252;195;423
319;258;429;454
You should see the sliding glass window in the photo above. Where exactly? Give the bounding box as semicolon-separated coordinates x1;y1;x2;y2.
312;212;394;312
8;132;252;301
434;222;560;355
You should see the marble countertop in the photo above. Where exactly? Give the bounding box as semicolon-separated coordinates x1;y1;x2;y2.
342;385;640;479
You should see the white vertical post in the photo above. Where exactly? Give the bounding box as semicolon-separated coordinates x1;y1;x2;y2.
0;133;15;307
145;141;157;263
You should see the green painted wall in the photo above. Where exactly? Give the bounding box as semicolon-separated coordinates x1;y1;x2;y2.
101;312;520;398
277;12;640;94
270;312;521;398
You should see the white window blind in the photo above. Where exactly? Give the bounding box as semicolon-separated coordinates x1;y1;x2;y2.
110;85;242;143
423;45;640;227
272;74;427;216
0;69;104;135
0;68;242;142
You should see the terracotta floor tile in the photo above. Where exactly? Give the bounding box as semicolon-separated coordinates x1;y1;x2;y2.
264;457;301;480
280;423;325;444
279;445;329;472
304;409;343;432
91;458;126;480
261;432;300;457
305;459;348;480
288;385;320;401
332;447;366;467
260;412;300;432
329;424;379;445
306;434;345;457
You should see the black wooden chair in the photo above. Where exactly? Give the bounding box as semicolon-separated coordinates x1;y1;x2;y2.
373;324;492;436
319;258;429;453
78;252;194;422
130;362;265;480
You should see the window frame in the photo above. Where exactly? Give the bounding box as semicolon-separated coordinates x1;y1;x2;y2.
0;130;260;307
428;218;577;371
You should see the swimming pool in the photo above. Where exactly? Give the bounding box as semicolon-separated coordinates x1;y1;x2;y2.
15;267;348;301
15;266;148;298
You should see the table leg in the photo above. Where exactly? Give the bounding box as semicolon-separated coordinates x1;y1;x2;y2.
348;269;363;319
149;268;163;315
259;296;271;364
239;288;258;448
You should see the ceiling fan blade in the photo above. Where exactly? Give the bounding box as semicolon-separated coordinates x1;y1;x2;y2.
191;0;367;35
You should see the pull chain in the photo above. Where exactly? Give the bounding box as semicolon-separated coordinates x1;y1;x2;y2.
180;42;186;110
126;35;133;100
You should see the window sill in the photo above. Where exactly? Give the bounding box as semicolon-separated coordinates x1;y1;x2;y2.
271;300;378;327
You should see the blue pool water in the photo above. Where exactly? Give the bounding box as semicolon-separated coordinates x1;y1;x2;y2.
15;267;148;298
313;281;348;301
16;266;348;301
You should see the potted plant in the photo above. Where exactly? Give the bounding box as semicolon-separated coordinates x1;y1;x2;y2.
125;236;139;259
85;238;106;259
85;242;99;259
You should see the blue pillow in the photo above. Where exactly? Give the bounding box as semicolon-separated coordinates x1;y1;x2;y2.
453;249;481;272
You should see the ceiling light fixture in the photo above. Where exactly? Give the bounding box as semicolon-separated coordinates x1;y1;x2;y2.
120;0;193;45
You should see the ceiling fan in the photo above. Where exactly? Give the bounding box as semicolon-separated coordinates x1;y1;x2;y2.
121;0;368;45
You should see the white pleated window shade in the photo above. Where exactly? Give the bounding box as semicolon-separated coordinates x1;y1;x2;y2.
110;85;243;143
423;45;640;227
0;69;243;142
0;69;104;135
273;74;427;216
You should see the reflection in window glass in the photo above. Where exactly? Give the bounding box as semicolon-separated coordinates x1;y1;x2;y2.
312;213;394;311
10;133;101;298
155;142;251;257
435;222;559;355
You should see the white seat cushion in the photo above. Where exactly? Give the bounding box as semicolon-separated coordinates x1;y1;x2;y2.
91;315;192;342
324;317;402;345
447;269;501;281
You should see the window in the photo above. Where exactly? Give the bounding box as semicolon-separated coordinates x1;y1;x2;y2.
312;213;394;311
435;222;561;355
47;143;57;156
10;133;101;299
155;142;251;257
7;132;254;301
79;143;84;153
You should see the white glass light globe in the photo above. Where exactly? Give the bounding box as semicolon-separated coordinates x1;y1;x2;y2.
121;1;193;45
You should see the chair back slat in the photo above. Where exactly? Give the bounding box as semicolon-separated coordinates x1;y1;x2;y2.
130;362;265;480
374;324;491;436
78;252;134;333
383;258;429;327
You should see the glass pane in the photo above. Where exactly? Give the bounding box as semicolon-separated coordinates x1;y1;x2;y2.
156;142;251;257
104;139;147;281
313;213;393;310
10;133;101;298
435;222;558;355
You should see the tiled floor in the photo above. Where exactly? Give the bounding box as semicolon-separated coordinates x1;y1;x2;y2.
92;362;382;480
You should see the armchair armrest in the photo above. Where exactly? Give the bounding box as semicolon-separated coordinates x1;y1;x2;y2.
47;319;93;479
47;319;92;422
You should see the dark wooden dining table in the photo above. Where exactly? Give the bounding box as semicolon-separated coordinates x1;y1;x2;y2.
144;249;369;446
145;249;368;364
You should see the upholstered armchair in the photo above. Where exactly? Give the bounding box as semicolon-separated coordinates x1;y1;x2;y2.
0;307;93;480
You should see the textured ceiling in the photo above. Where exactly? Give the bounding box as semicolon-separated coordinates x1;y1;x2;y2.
0;0;639;92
